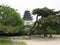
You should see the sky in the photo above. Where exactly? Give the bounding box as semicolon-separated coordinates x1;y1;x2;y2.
0;0;60;21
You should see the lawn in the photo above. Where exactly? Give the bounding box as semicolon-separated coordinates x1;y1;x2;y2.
0;36;27;45
0;36;12;45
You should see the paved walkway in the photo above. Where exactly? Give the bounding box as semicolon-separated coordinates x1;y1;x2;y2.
11;38;60;45
10;35;60;45
23;40;60;45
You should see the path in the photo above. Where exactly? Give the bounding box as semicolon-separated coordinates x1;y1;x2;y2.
10;35;60;45
11;39;60;45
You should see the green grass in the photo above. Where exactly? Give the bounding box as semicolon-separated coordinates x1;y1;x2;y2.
0;36;27;45
0;36;12;45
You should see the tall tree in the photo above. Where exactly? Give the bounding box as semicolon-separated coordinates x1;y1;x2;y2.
28;7;60;36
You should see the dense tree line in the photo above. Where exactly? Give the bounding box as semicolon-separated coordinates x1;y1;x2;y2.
0;5;60;36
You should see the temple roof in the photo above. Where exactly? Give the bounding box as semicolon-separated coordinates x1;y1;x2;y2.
23;10;33;20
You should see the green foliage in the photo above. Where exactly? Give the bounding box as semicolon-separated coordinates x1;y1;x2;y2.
18;29;29;35
46;26;56;34
36;15;60;35
32;7;58;18
0;23;22;35
0;5;24;36
0;5;24;26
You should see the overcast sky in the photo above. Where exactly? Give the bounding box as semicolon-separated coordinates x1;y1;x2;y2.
0;0;60;21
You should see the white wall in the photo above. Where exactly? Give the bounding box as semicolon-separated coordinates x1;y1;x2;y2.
24;20;32;25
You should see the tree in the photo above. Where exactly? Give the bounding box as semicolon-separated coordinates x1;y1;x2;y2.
0;5;24;35
30;7;58;35
28;7;60;36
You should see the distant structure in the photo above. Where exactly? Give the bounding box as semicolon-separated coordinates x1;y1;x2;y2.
23;10;33;25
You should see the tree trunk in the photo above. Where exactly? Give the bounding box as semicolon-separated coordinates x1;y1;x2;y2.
27;21;37;35
28;15;38;36
41;16;44;19
36;15;38;21
43;29;48;37
44;34;47;37
49;34;52;38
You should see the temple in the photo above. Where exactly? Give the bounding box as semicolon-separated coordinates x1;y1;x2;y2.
23;10;33;25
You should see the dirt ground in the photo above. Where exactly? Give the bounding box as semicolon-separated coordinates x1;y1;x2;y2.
10;35;60;45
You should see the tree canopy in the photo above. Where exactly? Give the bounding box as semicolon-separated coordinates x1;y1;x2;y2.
32;7;60;18
0;5;24;26
0;5;24;35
